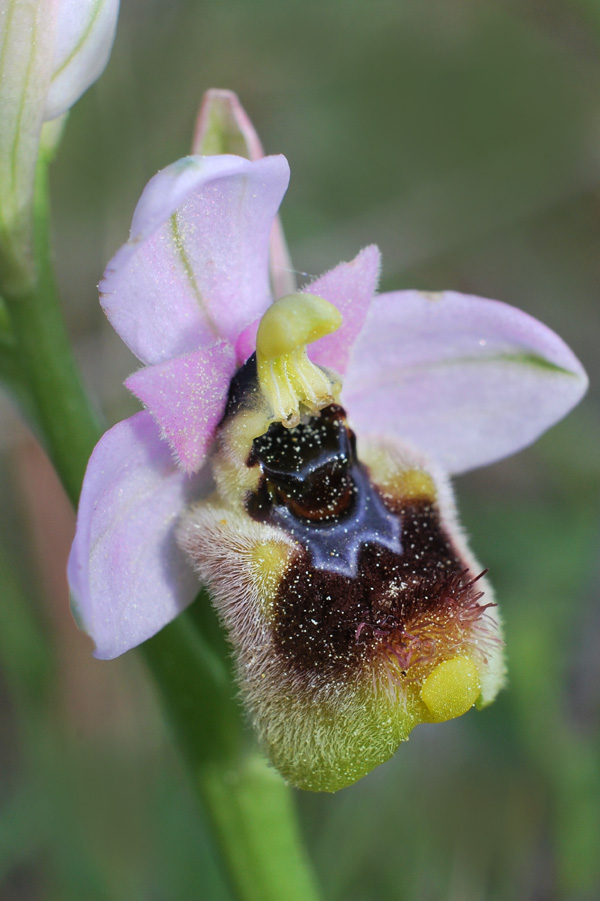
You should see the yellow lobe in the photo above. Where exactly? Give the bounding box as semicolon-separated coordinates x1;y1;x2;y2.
256;293;343;426
420;655;481;723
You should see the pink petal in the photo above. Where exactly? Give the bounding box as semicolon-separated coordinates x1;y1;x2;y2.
233;246;381;367
68;412;204;659
125;343;236;473
268;212;297;300
307;246;380;375
192;90;296;298
344;290;588;474
45;0;120;120
234;318;259;365
100;154;289;365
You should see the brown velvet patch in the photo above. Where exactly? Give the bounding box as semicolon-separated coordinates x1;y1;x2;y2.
271;499;480;677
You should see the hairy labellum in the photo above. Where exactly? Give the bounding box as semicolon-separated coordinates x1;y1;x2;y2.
178;354;504;792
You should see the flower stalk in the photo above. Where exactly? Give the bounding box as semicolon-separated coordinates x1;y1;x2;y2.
3;152;102;503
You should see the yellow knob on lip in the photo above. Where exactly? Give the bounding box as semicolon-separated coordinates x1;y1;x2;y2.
420;655;481;723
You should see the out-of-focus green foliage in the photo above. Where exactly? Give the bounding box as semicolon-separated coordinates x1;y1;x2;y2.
1;1;599;898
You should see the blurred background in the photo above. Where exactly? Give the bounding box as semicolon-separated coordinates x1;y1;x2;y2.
1;0;600;898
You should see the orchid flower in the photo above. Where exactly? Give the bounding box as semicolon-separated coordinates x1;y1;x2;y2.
0;0;120;279
68;99;587;791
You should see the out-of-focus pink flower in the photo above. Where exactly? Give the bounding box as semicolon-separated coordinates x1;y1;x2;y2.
0;0;119;274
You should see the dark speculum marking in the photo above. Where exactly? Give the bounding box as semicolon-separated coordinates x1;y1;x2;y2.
246;402;491;679
247;405;401;576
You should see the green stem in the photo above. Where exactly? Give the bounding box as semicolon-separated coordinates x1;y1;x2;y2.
0;154;320;900
2;157;102;505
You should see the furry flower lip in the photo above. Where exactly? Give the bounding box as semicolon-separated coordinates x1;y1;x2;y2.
178;308;501;791
68;136;587;791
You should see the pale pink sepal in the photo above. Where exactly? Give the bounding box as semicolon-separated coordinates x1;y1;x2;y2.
193;88;296;298
68;412;204;660
344;290;588;474
45;0;120;120
307;246;381;375
192;88;265;158
100;154;289;365
125;343;237;473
